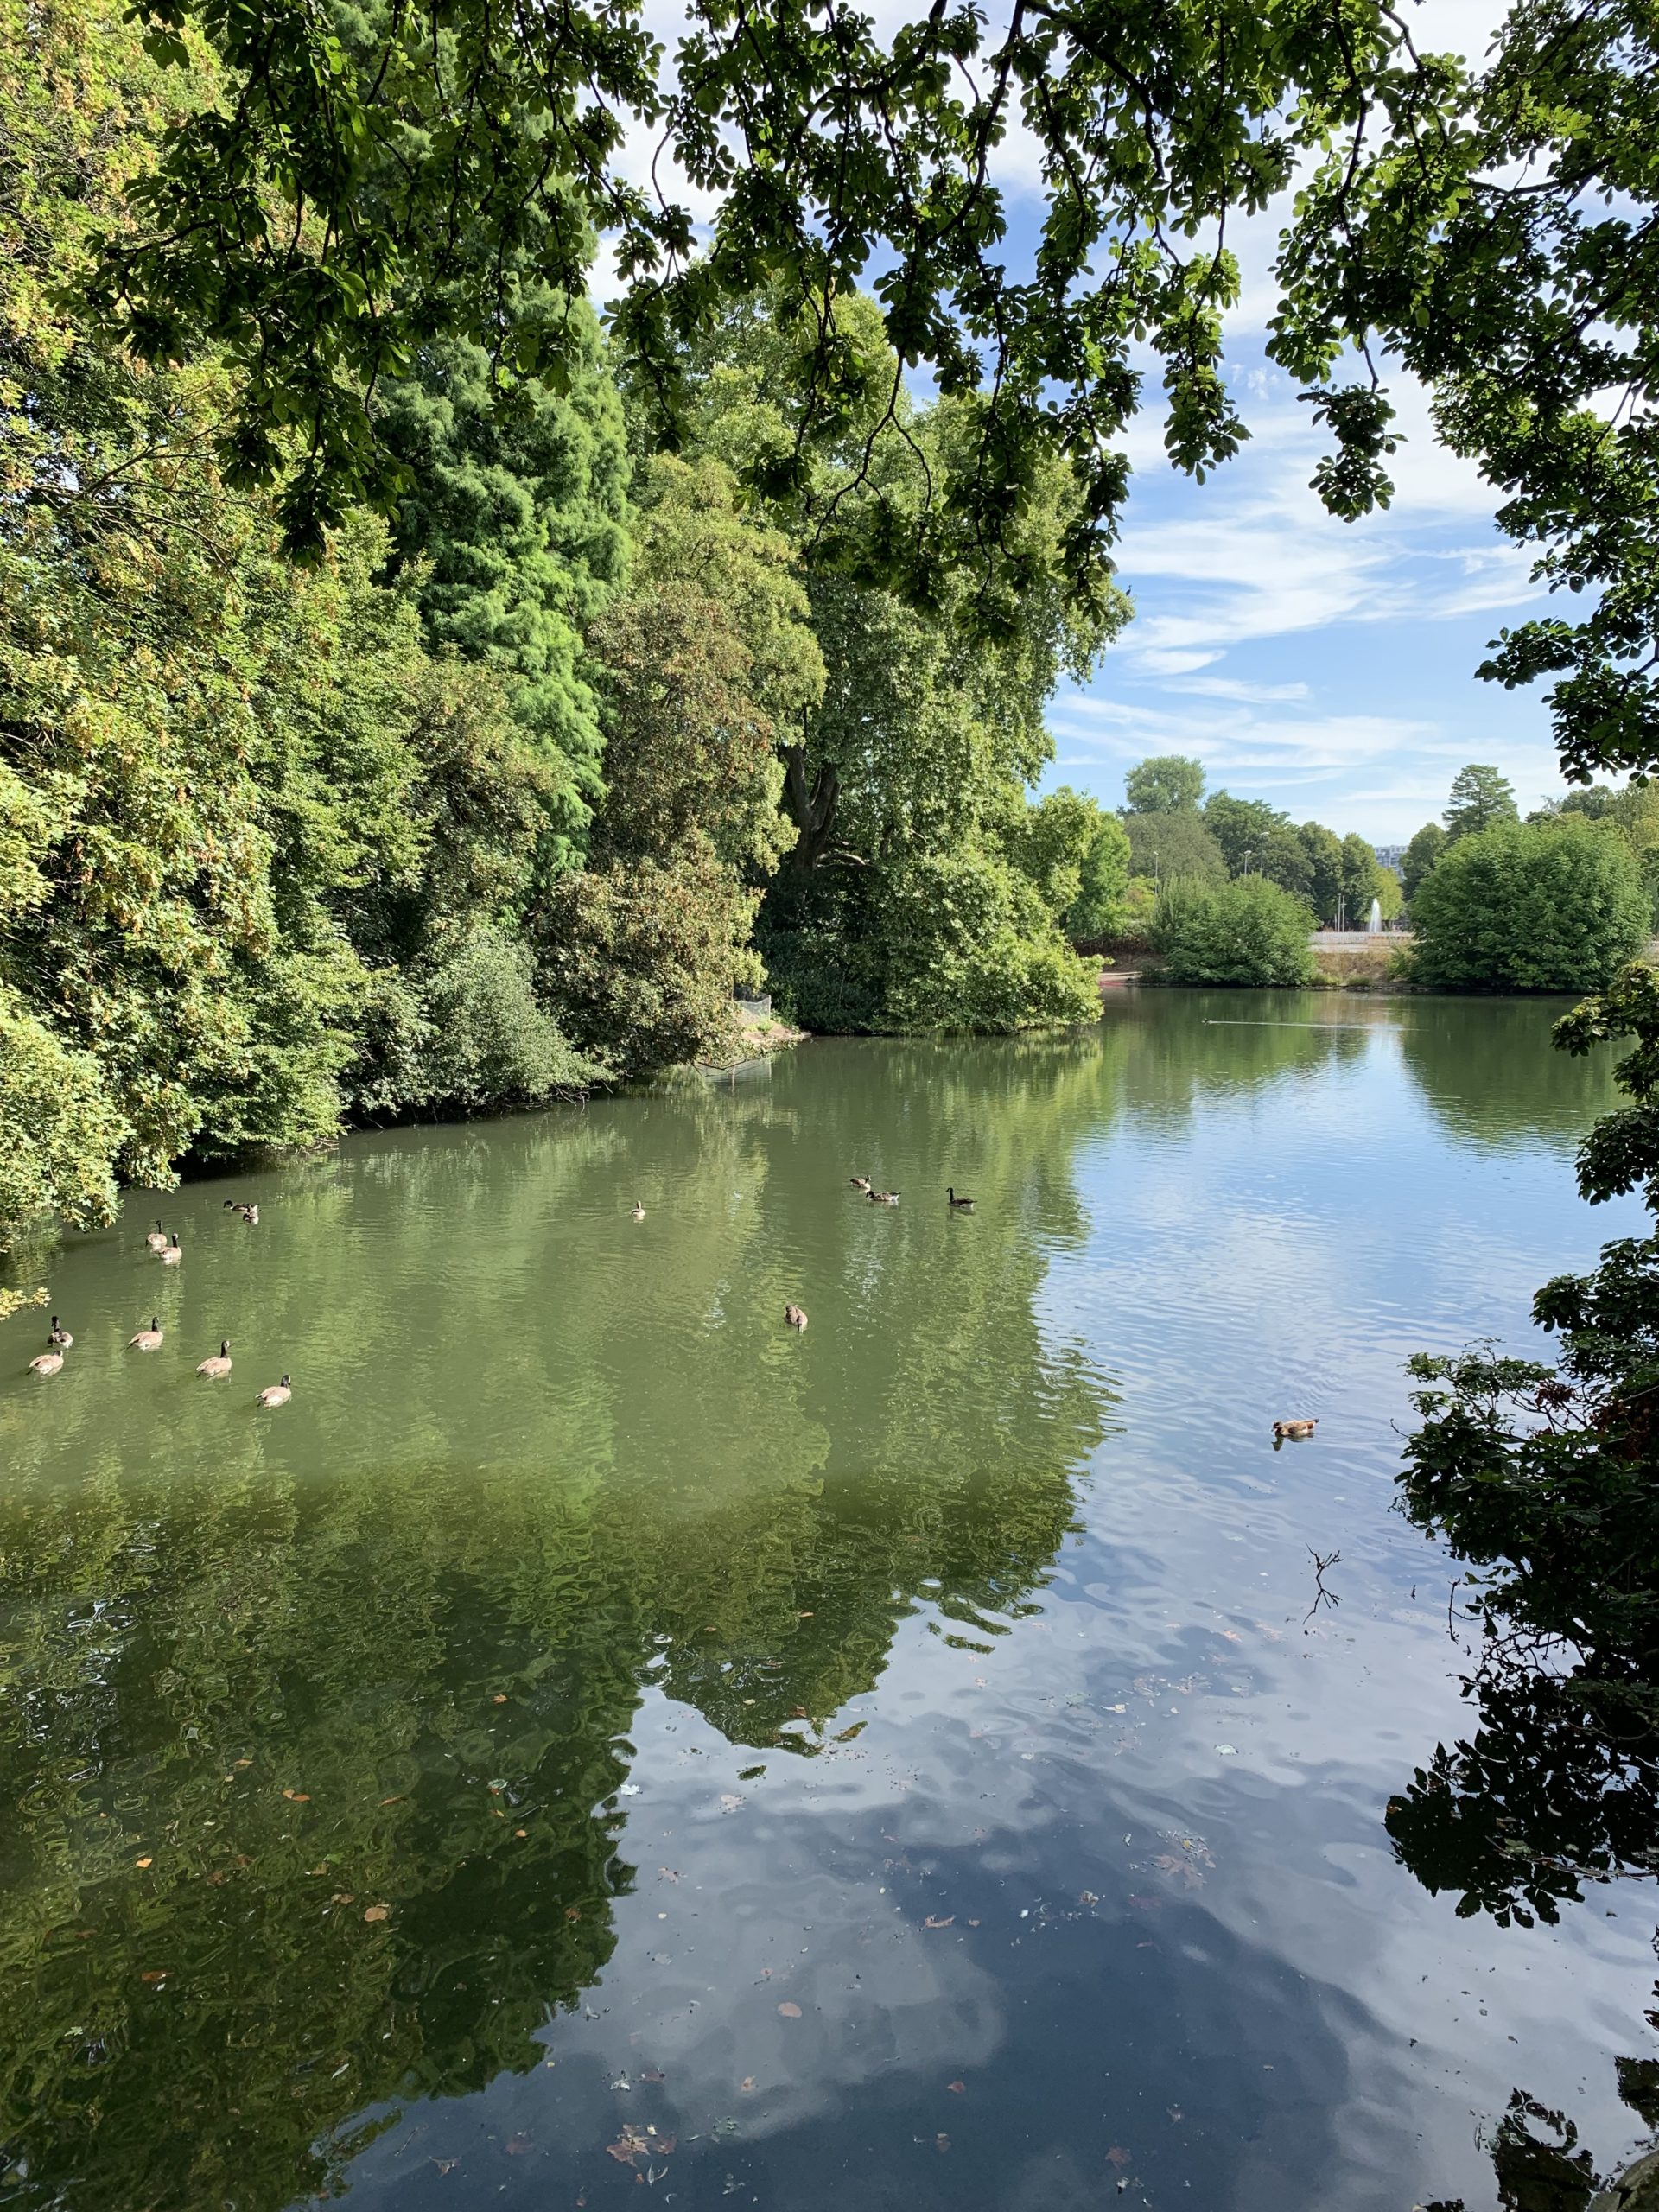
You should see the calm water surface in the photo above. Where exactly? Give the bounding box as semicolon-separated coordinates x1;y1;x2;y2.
1;992;1652;2212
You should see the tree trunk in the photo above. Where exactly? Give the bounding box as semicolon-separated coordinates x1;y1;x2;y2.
780;742;841;874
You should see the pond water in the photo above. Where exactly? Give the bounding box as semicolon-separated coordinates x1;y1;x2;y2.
1;991;1654;2212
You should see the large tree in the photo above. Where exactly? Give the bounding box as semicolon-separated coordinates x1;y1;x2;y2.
1410;817;1648;992
1203;792;1313;896
1122;810;1227;890
1124;755;1207;816
377;319;632;869
66;0;1659;800
1445;764;1521;844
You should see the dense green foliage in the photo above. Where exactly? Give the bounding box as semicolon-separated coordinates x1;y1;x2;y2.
1153;877;1319;988
1391;964;1659;1926
1124;809;1228;891
664;295;1120;1035
1408;818;1649;993
1535;780;1659;926
1124;755;1207;816
58;0;1659;805
378;321;632;869
1063;804;1134;940
0;3;1124;1251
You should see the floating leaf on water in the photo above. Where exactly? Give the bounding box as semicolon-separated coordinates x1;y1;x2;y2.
620;1784;641;1797
363;1904;390;1923
565;1906;582;1922
924;1915;955;1929
935;2133;950;2152
134;1857;152;1869
493;1694;507;1705
505;2134;531;2155
431;2157;460;2176
740;2077;756;2094
282;1790;310;1802
639;2069;666;2083
719;1794;745;1811
514;1828;527;1838
1106;2145;1132;2170
1215;1744;1238;1756
140;1969;168;1983
777;2001;802;2018
948;2080;966;2095
331;1893;354;1904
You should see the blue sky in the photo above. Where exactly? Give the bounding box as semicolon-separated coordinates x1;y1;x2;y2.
1047;357;1564;844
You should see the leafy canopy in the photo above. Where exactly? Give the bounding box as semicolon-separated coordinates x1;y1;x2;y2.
67;0;1659;794
1408;817;1649;993
1154;876;1318;988
1124;756;1206;816
1444;763;1520;844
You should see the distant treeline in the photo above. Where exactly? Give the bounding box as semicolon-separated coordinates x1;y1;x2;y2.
1120;757;1655;992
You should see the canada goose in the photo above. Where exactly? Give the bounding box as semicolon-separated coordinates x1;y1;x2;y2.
947;1188;976;1211
224;1200;259;1224
159;1235;182;1265
631;1198;645;1221
1273;1418;1318;1441
129;1318;164;1351
850;1175;872;1194
29;1350;64;1376
869;1189;899;1205
255;1375;291;1408
48;1316;73;1348
145;1220;168;1252
197;1339;232;1379
784;1302;808;1329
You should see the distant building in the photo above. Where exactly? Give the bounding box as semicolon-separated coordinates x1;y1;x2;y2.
1373;842;1406;871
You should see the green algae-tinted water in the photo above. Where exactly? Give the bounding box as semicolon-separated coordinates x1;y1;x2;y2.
0;991;1651;2212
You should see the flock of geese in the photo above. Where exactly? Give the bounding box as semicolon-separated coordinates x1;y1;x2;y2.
21;1174;1318;1441
25;1203;290;1406
626;1173;978;1336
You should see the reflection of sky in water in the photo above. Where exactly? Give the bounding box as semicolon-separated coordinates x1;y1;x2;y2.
0;992;1649;2212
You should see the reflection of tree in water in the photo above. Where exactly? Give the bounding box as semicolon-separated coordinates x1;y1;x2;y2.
0;1036;1115;2209
1395;994;1621;1153
1102;989;1373;1121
